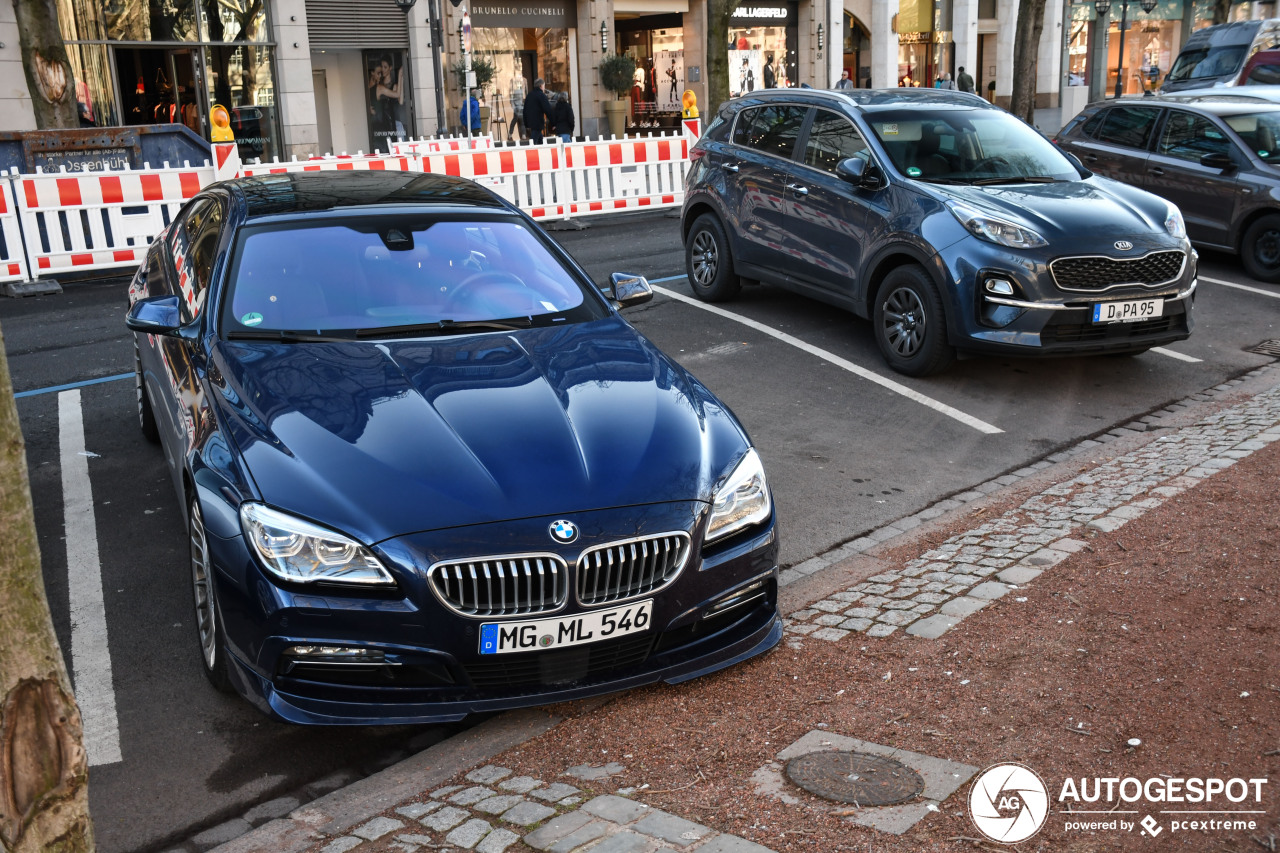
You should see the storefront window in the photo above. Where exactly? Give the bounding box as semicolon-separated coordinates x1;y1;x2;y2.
105;0;199;41
207;45;280;160
728;3;798;90
896;0;954;87
467;28;572;139
67;42;119;127
1106;19;1179;95
1068;5;1091;85
200;0;268;41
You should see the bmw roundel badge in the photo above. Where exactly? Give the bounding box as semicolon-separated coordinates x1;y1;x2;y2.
549;520;578;544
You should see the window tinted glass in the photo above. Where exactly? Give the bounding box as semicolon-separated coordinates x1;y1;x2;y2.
803;109;869;172
1096;107;1159;149
1080;112;1105;138
1223;110;1280;162
169;198;218;320
867;108;1077;182
1157;111;1233;162
1167;45;1249;84
1245;62;1280;85
224;219;602;333
731;105;807;159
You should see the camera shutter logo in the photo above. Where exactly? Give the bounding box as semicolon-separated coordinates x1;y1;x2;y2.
968;763;1050;843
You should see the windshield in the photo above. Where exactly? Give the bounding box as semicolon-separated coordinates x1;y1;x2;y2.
1222;110;1280;163
1166;45;1249;84
866;109;1078;183
222;218;602;335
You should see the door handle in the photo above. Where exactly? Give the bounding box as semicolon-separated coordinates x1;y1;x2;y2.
1084;154;1099;162
1148;167;1165;176
786;183;809;196
722;163;740;173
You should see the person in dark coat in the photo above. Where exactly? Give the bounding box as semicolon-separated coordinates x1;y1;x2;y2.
552;92;575;142
522;78;555;144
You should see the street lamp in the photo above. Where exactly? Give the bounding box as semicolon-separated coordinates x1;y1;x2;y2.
600;21;609;53
1095;0;1158;99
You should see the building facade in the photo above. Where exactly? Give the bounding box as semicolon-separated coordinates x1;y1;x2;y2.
1;0;1272;161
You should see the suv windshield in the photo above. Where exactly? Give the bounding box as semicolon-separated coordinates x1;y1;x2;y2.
1166;45;1249;84
1222;109;1280;163
866;109;1078;183
221;218;601;335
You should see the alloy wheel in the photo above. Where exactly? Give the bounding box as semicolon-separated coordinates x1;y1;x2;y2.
190;500;217;670
690;230;719;287
881;287;927;357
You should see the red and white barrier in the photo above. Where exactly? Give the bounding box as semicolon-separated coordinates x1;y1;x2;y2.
0;178;29;285
1;129;696;285
13;163;210;279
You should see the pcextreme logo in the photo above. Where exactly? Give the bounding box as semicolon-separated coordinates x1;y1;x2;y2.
969;762;1270;844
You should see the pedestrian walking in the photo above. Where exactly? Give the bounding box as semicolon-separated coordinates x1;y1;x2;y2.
956;66;975;93
552;91;575;143
522;78;555;144
835;69;854;89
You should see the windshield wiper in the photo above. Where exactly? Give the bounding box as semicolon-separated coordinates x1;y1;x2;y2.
971;175;1062;186
353;318;533;339
225;329;355;343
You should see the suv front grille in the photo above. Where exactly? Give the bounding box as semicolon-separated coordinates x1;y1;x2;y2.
428;555;569;618
578;533;690;606
1050;251;1186;292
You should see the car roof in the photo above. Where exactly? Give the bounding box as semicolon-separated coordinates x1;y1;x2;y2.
730;87;996;114
224;171;511;220
1111;94;1280;116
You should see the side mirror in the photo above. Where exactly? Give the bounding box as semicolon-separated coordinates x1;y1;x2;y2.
608;272;653;308
126;295;185;336
1200;151;1235;171
836;157;883;190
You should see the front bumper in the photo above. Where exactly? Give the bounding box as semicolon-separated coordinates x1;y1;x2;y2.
937;240;1196;356
209;503;782;725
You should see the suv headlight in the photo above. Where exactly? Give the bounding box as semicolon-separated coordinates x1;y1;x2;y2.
1165;204;1187;239
947;201;1047;249
240;503;395;586
705;449;772;543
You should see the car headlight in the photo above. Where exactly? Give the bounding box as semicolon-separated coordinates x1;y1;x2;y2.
240;503;395;586
947;201;1047;249
1165;204;1187;239
705;449;772;543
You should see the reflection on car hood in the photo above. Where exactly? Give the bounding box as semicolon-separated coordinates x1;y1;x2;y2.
930;177;1173;246
212;316;749;543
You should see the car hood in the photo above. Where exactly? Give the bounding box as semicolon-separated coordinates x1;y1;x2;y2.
928;177;1175;248
212;316;750;544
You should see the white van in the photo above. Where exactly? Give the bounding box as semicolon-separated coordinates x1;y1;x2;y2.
1163;19;1280;92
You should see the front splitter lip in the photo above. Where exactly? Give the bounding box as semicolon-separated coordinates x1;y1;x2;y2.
227;612;784;726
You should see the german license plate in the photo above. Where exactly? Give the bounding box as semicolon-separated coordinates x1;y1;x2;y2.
1092;298;1163;323
479;600;652;655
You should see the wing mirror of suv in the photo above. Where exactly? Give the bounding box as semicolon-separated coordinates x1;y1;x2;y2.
1199;151;1235;172
836;157;884;190
126;295;196;339
608;272;654;308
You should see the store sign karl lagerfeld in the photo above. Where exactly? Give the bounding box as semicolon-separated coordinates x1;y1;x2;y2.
471;0;576;28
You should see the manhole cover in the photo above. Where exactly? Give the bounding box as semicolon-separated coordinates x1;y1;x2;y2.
1248;339;1280;356
785;751;925;806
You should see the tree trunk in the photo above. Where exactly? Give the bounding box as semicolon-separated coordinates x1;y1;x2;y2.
0;323;95;853
705;0;742;123
1009;0;1047;124
11;0;79;128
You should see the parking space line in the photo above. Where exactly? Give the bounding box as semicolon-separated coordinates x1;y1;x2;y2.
1151;347;1203;363
16;373;132;399
59;390;122;766
649;282;1003;435
1199;275;1280;299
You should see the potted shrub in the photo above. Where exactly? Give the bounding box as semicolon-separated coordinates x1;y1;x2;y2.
452;56;496;132
599;53;636;138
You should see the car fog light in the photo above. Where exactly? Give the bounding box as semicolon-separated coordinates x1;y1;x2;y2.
284;645;385;662
708;580;767;616
984;278;1015;296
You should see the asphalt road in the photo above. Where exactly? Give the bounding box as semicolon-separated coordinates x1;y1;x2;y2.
2;211;1277;852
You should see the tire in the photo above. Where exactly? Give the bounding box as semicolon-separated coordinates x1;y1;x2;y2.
685;214;742;302
189;495;233;693
872;266;955;377
1241;214;1280;283
135;340;160;444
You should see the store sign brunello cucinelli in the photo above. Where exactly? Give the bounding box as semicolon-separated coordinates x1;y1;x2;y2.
471;0;576;29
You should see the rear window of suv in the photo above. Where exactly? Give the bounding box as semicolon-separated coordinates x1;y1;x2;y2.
1095;106;1160;150
731;105;808;159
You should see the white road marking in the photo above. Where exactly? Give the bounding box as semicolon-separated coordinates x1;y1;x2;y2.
650;284;1003;435
1199;275;1280;299
1151;346;1202;363
59;390;122;766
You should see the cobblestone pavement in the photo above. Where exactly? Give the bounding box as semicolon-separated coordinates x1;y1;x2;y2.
313;765;772;853
784;368;1280;643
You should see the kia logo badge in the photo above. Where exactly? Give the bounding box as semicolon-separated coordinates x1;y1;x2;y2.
1114;240;1134;251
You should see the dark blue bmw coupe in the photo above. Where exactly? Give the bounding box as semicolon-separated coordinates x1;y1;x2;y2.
126;171;781;725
